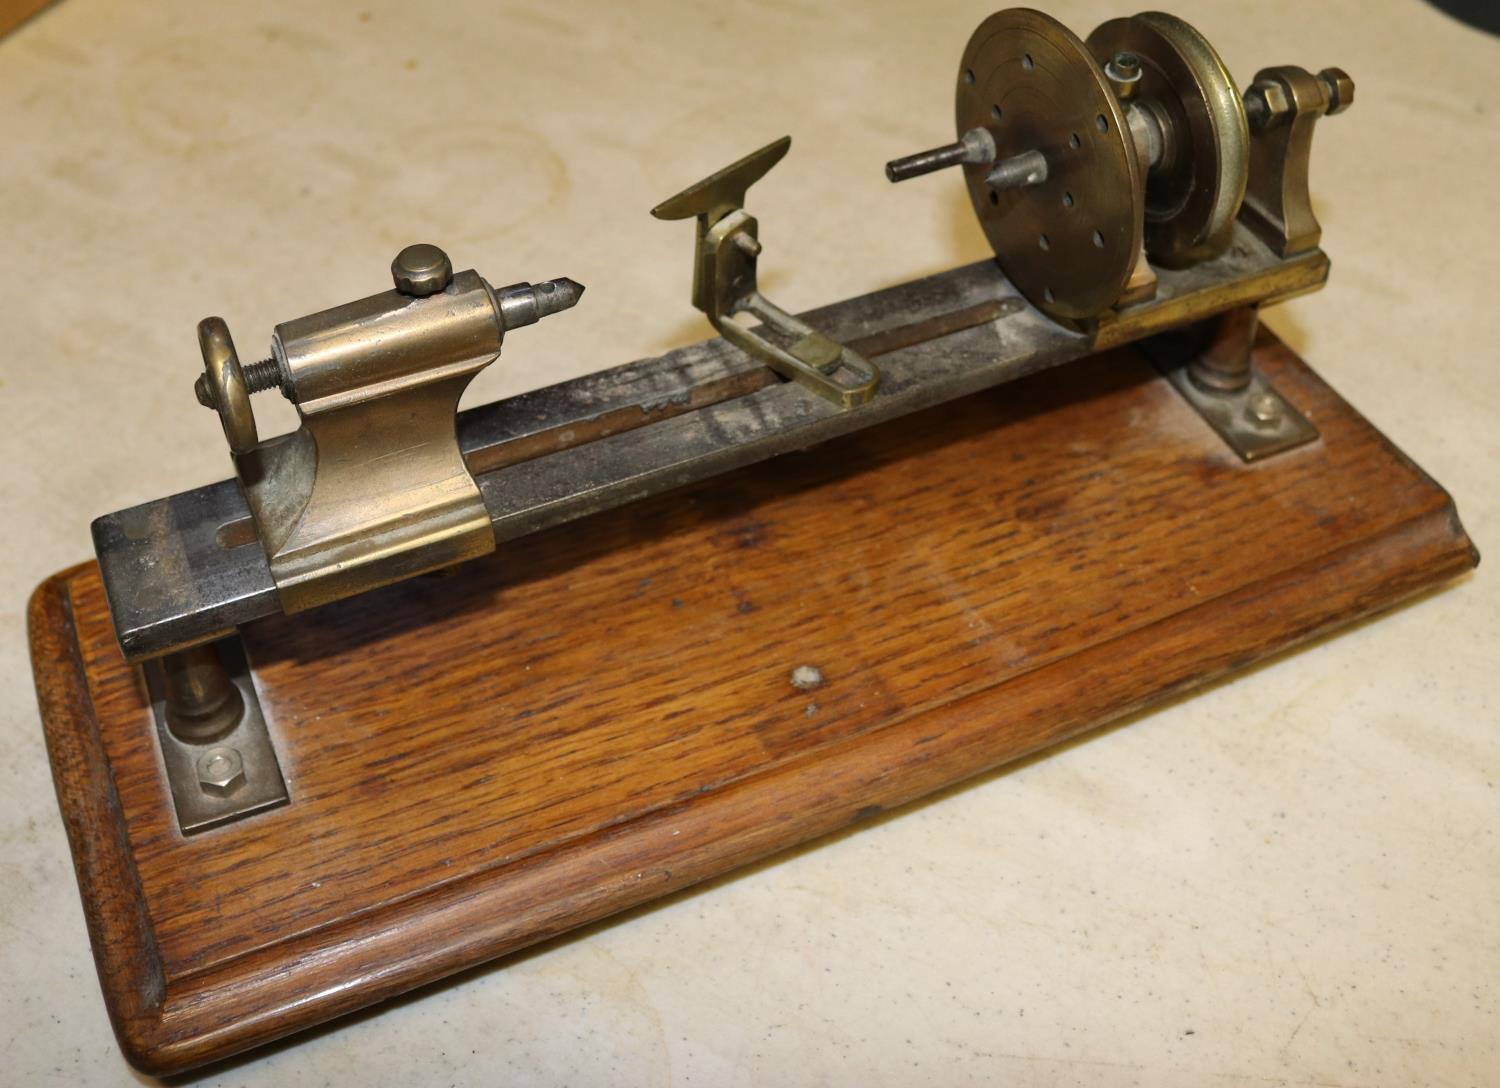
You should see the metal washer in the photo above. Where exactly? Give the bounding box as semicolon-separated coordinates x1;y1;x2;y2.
956;8;1143;322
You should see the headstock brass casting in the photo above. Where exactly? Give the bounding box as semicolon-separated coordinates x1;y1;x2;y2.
1241;64;1354;257
886;9;1350;323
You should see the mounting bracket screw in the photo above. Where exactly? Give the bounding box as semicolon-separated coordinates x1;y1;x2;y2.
1319;67;1355;115
196;746;246;795
392;243;454;297
1246;392;1283;426
1244;80;1292;130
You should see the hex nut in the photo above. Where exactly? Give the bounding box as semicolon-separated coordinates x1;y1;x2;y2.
1246;393;1283;427
1319;67;1355;115
1105;51;1142;100
196;746;246;794
1245;80;1291;130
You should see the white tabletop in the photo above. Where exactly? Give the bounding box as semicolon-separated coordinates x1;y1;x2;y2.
2;1;1495;1084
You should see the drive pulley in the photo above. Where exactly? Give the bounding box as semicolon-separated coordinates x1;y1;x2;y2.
887;9;1250;323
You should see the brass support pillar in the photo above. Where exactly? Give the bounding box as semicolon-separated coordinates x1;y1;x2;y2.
161;643;244;743
1188;306;1258;393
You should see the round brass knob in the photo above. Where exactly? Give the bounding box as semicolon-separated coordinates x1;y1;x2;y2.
391;243;453;297
195;317;259;455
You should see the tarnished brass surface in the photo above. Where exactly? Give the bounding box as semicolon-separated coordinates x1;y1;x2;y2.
1086;12;1249;266
889;8;1344;328
240;376;494;614
1241;65;1352;257
653;137;880;408
1091;231;1327;349
1188;304;1258;392
1152;307;1320;462
244;267;505;613
957;8;1142;322
650;136;787;314
1118;240;1159;306
143;637;289;834
160;643;243;743
1162;356;1319;461
196;317;259;455
197;250;583;615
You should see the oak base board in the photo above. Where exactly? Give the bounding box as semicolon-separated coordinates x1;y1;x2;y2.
29;327;1477;1075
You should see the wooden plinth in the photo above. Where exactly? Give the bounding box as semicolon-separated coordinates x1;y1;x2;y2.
29;329;1477;1074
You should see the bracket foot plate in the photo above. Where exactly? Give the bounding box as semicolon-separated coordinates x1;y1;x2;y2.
1162;359;1319;461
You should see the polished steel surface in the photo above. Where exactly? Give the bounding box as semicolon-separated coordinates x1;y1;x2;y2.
985;149;1049;191
884;126;996;183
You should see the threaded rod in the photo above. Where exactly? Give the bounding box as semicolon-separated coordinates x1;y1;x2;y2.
242;357;282;394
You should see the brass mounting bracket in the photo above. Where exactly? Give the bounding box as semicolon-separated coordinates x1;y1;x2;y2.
652;136;880;410
1240;65;1354;257
195;244;583;614
1152;306;1319;462
144;636;288;834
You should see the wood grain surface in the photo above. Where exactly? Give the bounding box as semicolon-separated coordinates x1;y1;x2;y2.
0;0;53;40
29;327;1477;1074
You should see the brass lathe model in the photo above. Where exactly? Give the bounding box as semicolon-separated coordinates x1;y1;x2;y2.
26;8;1476;1076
